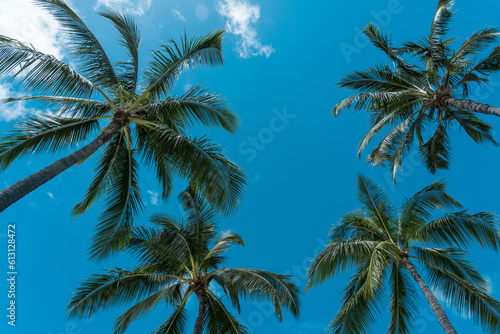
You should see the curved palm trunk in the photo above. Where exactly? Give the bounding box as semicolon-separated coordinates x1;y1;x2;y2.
402;257;457;334
0;117;126;213
193;290;208;334
445;98;500;116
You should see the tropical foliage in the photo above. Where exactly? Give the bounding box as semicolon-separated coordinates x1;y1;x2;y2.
67;189;301;334
0;0;246;260
334;0;500;178
307;175;500;334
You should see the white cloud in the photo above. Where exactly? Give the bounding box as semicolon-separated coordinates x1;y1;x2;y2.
47;192;55;200
217;0;274;58
147;190;159;206
0;0;64;58
171;9;186;22
0;0;66;121
0;82;36;121
95;0;152;16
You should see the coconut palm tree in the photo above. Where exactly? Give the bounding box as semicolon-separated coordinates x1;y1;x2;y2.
333;0;500;178
307;175;500;334
67;189;300;334
0;0;246;259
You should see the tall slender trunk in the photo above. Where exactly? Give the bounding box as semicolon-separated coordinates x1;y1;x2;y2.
193;290;208;334
0;117;126;213
445;98;500;116
402;257;457;334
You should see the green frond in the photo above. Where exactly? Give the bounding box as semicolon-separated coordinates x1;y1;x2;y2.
326;265;386;334
0;115;100;170
212;268;300;320
143;30;224;99
89;133;144;261
329;213;385;241
411;211;500;250
0;35;95;97
99;9;141;93
411;247;489;290
147;85;239;134
306;240;379;290
356;175;395;236
422;258;500;333
205;292;248;334
388;263;418;334
113;283;184;334
72;133;124;216
453;27;500;61
363;23;420;76
450;110;498;146
202;231;244;268
136;124;246;216
399;180;462;237
67;266;174;318
152;291;191;334
418;124;451;174
3;95;111;118
35;0;119;89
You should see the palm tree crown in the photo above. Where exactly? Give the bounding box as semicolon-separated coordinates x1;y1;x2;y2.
67;189;301;334
0;0;246;259
307;175;500;334
334;0;500;178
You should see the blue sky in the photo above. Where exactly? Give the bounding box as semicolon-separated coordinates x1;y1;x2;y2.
1;0;500;333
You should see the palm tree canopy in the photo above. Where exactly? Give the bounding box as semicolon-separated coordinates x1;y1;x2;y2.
0;0;246;259
307;175;500;334
334;0;500;179
67;188;300;334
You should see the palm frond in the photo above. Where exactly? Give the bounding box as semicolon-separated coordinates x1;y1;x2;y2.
35;0;119;89
411;211;500;250
152;291;192;334
213;268;300;321
388;263;418;334
419;124;452;174
356;175;395;236
205;291;248;334
3;95;111;118
89;132;144;261
113;283;184;334
143;30;224;99
67;266;174;318
326;265;385;334
0;115;100;170
147;85;239;134
99;9;141;93
136;124;246;216
0;35;95;97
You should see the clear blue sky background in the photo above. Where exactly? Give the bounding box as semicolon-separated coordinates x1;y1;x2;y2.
1;0;500;333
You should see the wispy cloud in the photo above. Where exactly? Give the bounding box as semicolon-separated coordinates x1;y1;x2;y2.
171;8;186;22
0;83;36;121
217;0;274;58
147;190;159;206
95;0;152;16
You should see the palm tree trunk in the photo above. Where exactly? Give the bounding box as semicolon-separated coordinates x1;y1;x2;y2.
193;291;208;334
402;257;457;334
0;117;126;213
445;98;500;116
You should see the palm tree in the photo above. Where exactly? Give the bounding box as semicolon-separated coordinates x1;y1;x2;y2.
67;189;300;334
307;175;500;334
333;0;500;178
0;0;246;259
